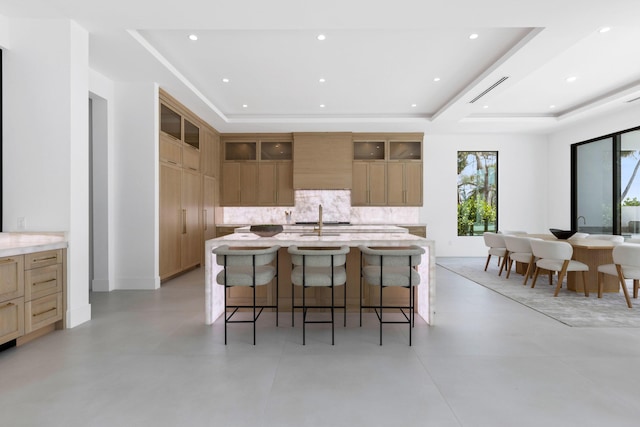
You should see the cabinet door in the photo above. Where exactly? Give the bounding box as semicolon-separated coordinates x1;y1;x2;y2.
240;163;258;205
369;163;387;205
160;164;182;279
0;297;24;344
351;162;369;206
0;256;24;301
276;162;294;206
203;176;217;242
201;128;219;178
221;162;241;205
181;169;202;269
404;162;423;206
387;162;405;206
258;163;277;205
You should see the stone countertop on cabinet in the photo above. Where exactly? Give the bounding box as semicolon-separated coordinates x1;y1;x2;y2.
0;232;68;257
233;224;410;234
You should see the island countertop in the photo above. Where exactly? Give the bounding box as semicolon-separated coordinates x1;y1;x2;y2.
233;224;409;234
0;232;67;257
204;230;436;326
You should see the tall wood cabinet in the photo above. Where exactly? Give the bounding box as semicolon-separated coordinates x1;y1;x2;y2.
159;90;220;281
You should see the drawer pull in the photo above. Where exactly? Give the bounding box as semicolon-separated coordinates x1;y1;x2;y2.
33;256;57;263
33;278;57;286
1;302;16;309
0;258;15;264
33;307;57;317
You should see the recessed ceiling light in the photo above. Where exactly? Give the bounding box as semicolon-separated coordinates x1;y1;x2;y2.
319;78;326;83
566;76;578;83
483;105;489;109
222;78;230;83
599;27;611;33
242;104;248;108
188;34;198;41
411;104;417;107
549;104;556;109
317;34;326;41
319;104;326;108
433;77;441;82
469;33;479;40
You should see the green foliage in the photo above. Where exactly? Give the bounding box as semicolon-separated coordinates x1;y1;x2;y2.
623;197;640;206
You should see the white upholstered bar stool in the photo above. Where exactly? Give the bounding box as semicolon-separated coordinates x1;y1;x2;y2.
359;245;425;346
502;235;537;286
213;245;280;345
597;244;640;308
483;232;507;275
288;245;350;345
530;239;589;297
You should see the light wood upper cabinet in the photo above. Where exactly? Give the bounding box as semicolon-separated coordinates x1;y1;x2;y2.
201;126;220;178
352;162;386;206
293;133;353;189
387;162;423;206
220;136;293;206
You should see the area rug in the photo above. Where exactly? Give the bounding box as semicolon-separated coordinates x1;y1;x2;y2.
437;257;640;327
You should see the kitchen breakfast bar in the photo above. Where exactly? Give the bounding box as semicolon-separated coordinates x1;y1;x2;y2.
204;225;436;326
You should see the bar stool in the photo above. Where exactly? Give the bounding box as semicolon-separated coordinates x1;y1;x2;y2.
359;245;425;346
213;245;280;345
288;245;350;345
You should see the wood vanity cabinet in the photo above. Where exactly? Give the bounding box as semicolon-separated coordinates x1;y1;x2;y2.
1;249;66;348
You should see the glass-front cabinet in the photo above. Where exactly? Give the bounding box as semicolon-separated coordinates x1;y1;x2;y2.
221;136;293;206
352;134;423;206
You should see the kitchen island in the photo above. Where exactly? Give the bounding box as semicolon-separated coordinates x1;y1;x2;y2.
204;225;435;325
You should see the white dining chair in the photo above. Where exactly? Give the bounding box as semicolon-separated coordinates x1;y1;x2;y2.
483;232;507;275
597;243;640;308
530;239;589;297
502;235;537;286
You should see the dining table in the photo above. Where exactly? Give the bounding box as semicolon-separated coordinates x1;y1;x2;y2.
523;234;618;294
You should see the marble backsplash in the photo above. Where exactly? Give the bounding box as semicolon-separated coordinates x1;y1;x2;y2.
222;190;420;224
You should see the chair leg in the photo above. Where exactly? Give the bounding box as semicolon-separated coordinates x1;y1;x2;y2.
484;254;491;271
302;285;306;345
616;265;633;308
554;261;570;297
522;256;534;286
498;254;507;276
634;279;639;299
506;258;513;279
291;279;295;327
344;282;347;327
531;267;541;288
598;272;604;298
582;271;589;297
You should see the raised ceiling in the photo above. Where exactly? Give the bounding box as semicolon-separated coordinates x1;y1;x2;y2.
2;0;640;134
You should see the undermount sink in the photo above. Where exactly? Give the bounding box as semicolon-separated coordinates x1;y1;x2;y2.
300;233;341;237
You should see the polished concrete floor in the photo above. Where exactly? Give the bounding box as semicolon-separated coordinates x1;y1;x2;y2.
2;262;640;426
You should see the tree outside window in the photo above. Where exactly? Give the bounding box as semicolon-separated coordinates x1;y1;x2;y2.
457;151;498;236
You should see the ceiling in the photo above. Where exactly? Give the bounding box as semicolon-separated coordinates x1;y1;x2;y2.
2;0;640;134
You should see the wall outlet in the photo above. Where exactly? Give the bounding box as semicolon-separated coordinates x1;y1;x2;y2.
17;217;26;230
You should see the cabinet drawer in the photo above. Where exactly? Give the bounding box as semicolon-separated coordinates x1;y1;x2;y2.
25;250;62;270
25;264;63;301
160;133;182;166
0;297;25;344
25;293;63;334
0;255;25;301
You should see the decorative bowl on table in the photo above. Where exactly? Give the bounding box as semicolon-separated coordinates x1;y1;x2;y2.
549;228;577;240
250;224;283;237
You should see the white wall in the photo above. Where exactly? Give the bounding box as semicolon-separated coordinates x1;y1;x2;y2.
3;18;91;327
422;133;549;256
112;82;160;290
90;69;116;292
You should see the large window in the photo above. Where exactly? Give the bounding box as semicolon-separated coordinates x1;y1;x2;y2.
572;126;640;235
457;151;498;236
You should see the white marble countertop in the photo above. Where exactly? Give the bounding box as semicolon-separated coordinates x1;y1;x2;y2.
0;232;67;257
233;224;409;234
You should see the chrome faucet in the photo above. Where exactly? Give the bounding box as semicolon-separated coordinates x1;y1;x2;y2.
315;204;323;236
577;216;586;225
